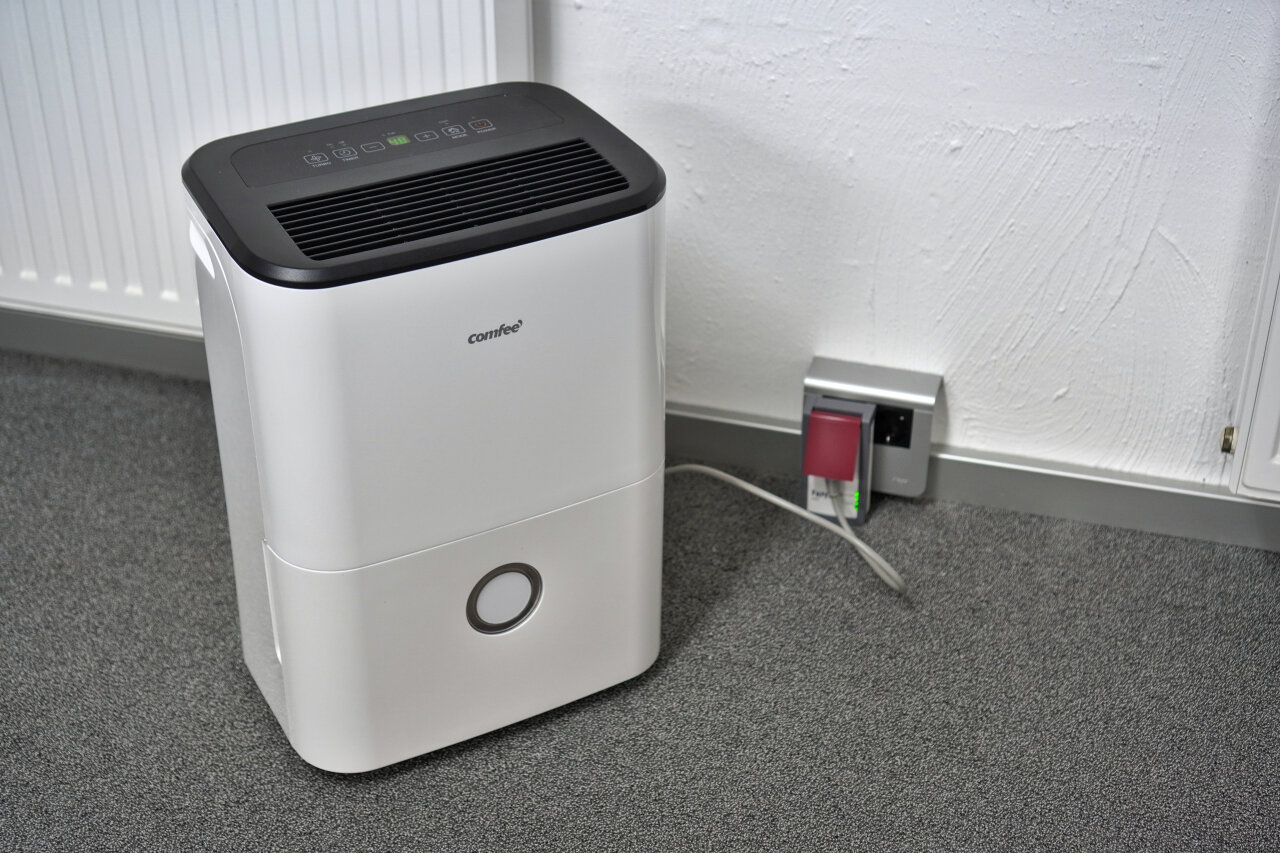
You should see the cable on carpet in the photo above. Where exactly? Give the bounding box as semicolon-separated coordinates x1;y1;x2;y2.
665;463;907;595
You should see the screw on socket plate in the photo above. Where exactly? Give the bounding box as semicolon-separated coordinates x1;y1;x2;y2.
1221;426;1238;454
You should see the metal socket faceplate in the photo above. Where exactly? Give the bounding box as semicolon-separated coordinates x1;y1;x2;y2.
804;357;942;498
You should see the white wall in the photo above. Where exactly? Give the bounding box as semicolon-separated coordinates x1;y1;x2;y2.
533;0;1280;486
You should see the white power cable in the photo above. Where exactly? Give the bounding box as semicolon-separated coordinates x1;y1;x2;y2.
825;478;907;594
665;463;907;596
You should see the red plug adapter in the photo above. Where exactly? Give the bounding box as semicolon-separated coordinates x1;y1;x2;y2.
803;410;862;481
801;401;874;525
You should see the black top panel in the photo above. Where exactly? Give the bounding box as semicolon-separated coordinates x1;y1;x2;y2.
231;94;563;187
182;83;665;288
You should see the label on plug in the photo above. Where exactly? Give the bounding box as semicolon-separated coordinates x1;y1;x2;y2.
806;475;860;520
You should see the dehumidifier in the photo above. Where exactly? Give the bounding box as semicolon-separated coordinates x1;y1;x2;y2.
182;83;666;773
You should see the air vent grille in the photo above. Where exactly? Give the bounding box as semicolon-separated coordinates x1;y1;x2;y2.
268;139;629;261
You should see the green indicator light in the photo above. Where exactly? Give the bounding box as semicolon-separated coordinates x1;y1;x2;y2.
853;491;860;511
387;135;410;146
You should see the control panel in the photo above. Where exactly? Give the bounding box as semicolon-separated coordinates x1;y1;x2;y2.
231;94;564;187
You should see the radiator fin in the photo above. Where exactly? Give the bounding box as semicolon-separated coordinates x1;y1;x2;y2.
0;0;509;333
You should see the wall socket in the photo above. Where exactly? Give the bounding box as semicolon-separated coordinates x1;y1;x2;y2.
803;357;942;498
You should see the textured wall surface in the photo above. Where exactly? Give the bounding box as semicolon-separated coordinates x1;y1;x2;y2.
534;0;1280;485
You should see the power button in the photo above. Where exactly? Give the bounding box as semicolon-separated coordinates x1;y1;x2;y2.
466;563;541;634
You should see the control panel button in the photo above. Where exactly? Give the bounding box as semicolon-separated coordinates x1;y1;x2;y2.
231;91;564;188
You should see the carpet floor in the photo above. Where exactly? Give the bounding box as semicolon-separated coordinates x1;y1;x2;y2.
2;349;1278;851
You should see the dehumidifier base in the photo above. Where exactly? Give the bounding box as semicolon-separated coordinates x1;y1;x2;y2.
251;468;663;774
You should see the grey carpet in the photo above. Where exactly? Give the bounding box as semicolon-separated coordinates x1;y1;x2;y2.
1;348;1278;852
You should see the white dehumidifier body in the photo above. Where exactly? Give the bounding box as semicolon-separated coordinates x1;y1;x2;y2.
182;83;666;773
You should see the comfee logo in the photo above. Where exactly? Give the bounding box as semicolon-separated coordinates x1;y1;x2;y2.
468;320;523;344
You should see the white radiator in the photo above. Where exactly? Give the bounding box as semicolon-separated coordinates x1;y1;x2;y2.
0;0;529;336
